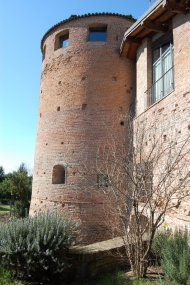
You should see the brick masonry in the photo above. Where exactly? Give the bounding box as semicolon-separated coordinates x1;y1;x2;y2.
31;10;190;243
30;14;136;244
135;12;190;230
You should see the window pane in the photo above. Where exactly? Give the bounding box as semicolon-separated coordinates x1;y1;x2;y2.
152;47;160;64
151;38;174;103
89;27;107;42
161;41;170;54
59;33;69;48
62;39;69;47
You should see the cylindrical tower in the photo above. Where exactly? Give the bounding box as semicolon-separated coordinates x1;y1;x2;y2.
30;13;136;244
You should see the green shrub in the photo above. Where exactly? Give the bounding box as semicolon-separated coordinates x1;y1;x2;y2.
13;200;29;217
153;229;190;285
97;271;128;285
0;199;10;205
0;266;23;285
0;211;78;282
152;229;172;261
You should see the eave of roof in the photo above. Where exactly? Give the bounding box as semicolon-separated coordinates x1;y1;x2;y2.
40;12;136;51
120;0;190;59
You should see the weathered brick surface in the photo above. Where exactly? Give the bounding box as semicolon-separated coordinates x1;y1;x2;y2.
30;15;136;244
31;11;190;243
135;12;190;230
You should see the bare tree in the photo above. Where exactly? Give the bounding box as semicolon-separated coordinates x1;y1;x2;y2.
79;114;190;278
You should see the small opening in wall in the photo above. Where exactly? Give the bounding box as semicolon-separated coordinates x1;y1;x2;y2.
116;35;118;41
57;107;60;111
59;81;61;85
82;104;87;110
61;142;64;144
40;113;42;117
163;135;167;141
112;77;117;82
98;174;108;187
46;143;48;146
82;77;86;80
41;90;42;93
120;121;124;126
52;165;65;184
88;26;107;42
42;45;46;61
44;172;46;174
188;125;190;130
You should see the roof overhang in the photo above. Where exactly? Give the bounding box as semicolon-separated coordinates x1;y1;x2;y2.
120;0;190;59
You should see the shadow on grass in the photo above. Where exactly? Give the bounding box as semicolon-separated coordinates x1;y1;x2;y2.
0;205;10;213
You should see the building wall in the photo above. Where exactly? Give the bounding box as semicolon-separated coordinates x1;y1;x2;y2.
136;38;152;115
30;15;136;244
134;12;190;229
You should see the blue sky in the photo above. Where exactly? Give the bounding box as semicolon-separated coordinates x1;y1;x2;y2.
0;0;155;174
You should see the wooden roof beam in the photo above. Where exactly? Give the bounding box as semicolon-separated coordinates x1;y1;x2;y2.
141;21;168;33
125;36;142;44
163;0;188;14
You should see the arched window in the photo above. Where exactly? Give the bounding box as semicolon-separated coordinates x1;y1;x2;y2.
52;165;65;184
59;33;69;48
55;30;69;50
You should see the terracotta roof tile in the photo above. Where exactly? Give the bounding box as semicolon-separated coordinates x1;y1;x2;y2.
41;12;136;50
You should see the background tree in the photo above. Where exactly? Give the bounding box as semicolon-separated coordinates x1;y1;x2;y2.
80;114;190;278
0;166;11;204
0;163;32;217
0;166;5;183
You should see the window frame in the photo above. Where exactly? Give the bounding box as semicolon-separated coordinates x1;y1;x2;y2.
88;26;107;42
42;45;46;61
145;35;174;108
54;30;69;51
151;39;174;103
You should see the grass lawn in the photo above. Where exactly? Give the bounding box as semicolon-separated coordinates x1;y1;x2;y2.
0;204;10;213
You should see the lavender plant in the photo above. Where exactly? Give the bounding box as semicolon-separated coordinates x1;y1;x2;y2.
0;211;78;282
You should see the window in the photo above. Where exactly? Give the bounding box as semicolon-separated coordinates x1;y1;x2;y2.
52;165;65;184
88;26;107;42
152;39;174;103
42;45;46;61
98;174;108;187
59;33;69;48
146;37;174;107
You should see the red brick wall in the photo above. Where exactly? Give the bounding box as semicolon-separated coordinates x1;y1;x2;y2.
136;38;152;115
30;15;136;244
134;12;190;230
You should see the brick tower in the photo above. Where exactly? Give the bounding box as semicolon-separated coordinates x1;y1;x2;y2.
30;13;136;244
